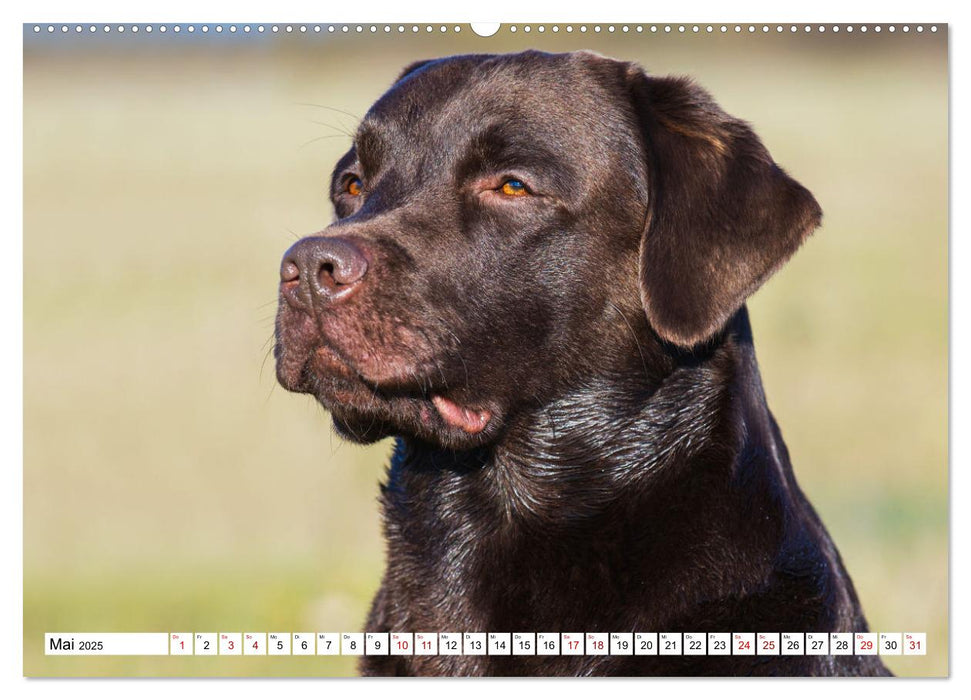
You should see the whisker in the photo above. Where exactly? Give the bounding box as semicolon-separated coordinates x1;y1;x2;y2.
607;301;650;385
435;321;471;391
308;120;356;137
360;382;382;437
261;343;279;404
260;341;276;381
294;102;363;122
299;133;353;150
409;367;427;396
416;327;449;391
263;381;278;405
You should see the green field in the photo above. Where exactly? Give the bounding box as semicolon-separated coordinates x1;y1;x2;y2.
24;27;948;677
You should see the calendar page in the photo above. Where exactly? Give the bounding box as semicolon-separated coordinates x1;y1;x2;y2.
22;19;948;678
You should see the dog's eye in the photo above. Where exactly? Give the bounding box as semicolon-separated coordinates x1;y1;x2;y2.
346;177;363;196
500;179;529;197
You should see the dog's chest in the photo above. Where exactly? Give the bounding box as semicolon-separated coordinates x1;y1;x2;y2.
376;453;695;640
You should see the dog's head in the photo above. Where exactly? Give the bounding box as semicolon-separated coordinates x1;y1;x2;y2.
275;51;820;448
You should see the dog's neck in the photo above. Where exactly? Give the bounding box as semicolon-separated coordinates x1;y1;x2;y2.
388;307;788;525
378;307;820;634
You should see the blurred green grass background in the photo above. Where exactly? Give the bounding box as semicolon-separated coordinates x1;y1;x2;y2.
23;26;947;677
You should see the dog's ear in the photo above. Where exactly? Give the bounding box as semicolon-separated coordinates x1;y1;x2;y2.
627;68;822;348
395;59;436;83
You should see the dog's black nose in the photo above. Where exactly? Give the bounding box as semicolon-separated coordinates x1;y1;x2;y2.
281;236;369;303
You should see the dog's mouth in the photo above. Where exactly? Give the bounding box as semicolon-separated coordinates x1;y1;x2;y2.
276;335;498;444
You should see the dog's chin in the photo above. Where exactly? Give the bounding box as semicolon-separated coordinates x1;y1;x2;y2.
277;341;504;449
330;411;395;444
328;397;503;450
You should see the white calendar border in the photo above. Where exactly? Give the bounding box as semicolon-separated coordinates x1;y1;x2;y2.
7;1;963;700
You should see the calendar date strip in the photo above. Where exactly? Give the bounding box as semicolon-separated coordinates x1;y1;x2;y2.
45;632;926;656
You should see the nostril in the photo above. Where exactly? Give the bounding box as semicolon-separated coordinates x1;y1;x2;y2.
280;259;300;284
317;240;369;290
317;261;339;290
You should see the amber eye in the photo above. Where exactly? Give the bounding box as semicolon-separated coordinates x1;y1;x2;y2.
346;177;363;196
500;179;529;197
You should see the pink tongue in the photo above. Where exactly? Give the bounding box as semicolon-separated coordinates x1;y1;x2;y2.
431;396;491;434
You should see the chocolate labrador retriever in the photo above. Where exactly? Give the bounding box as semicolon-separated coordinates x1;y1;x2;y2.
275;50;889;676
